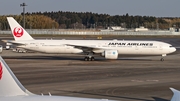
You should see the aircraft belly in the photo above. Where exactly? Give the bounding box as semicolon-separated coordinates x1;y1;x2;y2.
17;45;42;52
118;47;162;55
43;47;66;53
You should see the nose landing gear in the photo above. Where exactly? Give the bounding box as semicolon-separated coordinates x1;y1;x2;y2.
160;54;166;61
160;58;164;61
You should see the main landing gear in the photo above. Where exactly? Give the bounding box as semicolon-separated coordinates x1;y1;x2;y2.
84;56;95;61
84;53;95;61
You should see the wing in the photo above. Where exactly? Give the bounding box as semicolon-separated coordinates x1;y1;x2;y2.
170;88;180;101
66;44;104;53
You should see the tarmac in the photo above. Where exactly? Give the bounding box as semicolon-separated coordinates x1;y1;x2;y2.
0;35;180;101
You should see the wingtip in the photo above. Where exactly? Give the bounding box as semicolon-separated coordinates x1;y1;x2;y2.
170;87;174;90
170;87;176;92
170;87;180;93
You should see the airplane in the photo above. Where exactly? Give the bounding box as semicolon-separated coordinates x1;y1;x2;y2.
5;17;176;61
170;88;180;101
0;56;115;101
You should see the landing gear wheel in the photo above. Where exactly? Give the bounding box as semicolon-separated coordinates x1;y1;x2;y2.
88;57;91;61
160;58;164;61
84;57;88;61
84;57;95;61
91;57;95;61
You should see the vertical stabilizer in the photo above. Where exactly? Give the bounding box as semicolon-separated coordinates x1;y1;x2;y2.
0;56;32;96
7;17;34;41
170;88;180;101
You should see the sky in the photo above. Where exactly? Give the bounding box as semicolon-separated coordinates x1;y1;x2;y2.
0;0;180;17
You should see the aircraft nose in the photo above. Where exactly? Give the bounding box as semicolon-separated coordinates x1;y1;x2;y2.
170;47;176;53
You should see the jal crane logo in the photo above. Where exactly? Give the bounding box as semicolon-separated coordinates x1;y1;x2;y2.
13;27;24;37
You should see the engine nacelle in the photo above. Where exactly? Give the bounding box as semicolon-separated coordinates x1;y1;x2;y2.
102;50;118;59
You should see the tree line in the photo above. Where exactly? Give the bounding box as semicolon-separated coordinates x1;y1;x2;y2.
0;15;59;30
0;11;180;30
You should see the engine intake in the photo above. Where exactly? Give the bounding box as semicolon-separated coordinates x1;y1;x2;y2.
102;50;118;59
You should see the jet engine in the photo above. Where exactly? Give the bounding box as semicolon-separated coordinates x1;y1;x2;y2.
102;50;118;59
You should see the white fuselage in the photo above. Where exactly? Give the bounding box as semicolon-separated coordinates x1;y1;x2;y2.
15;39;176;55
